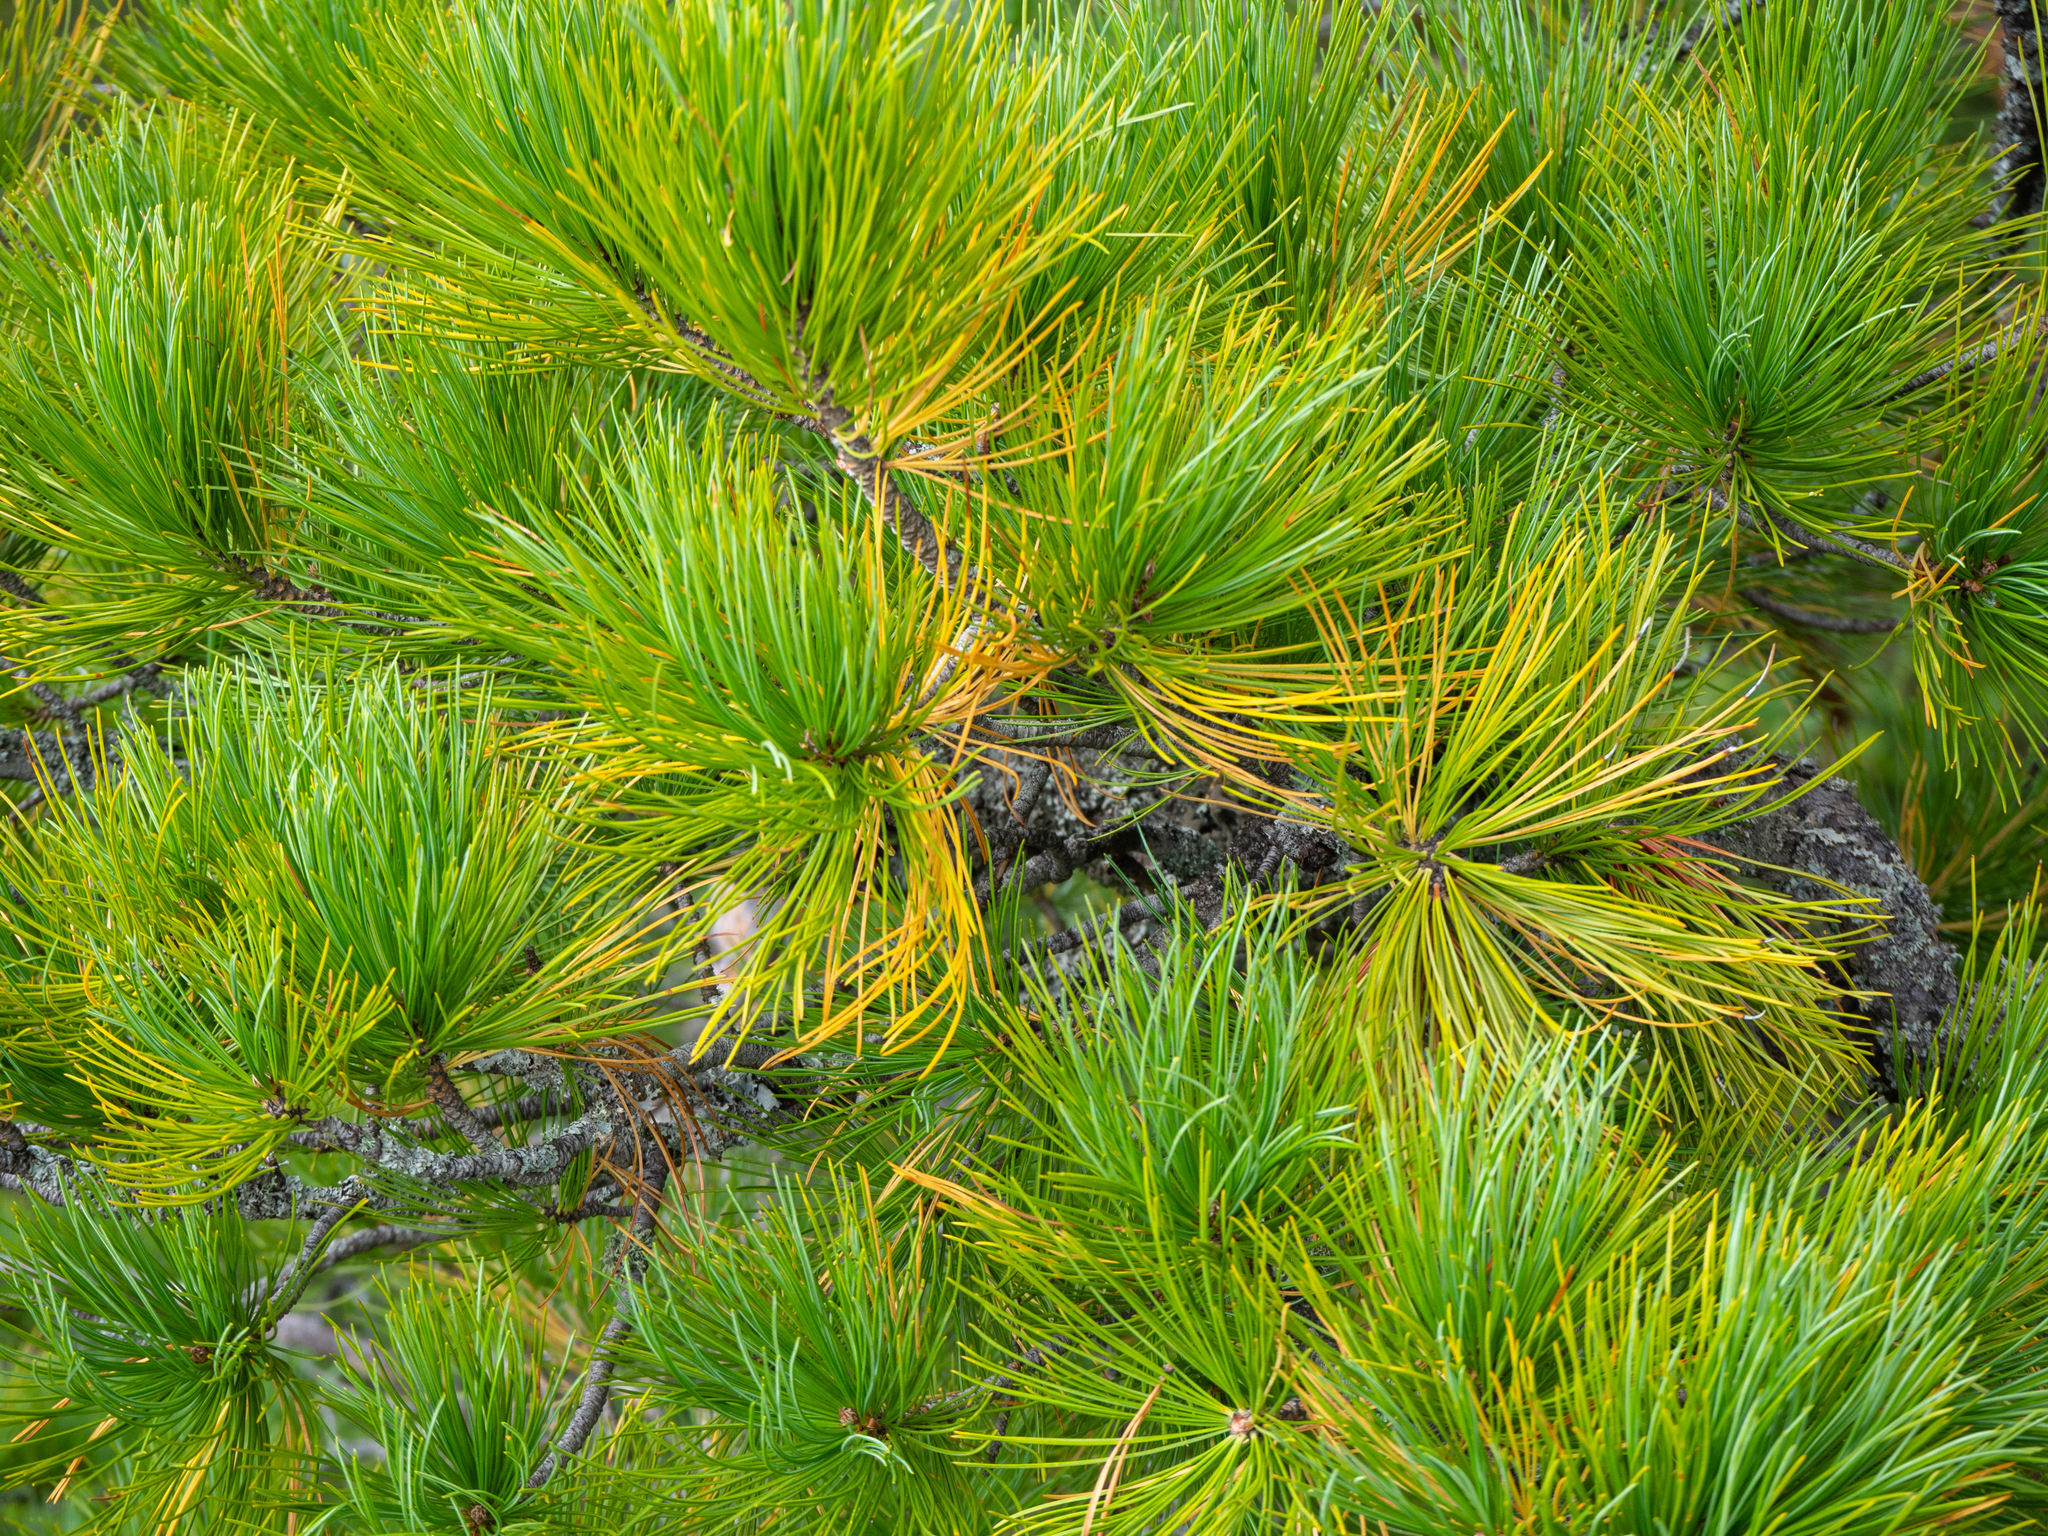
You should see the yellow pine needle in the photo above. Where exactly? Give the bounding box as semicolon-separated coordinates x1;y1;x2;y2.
151;1397;233;1534
46;1414;117;1502
11;1398;69;1444
1081;1371;1171;1535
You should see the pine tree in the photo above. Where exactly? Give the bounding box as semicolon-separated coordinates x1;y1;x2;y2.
2;0;2048;1530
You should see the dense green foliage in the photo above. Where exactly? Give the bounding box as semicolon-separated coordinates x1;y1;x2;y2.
1;0;2047;1530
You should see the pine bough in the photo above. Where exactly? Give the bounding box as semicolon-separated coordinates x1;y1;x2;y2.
0;0;2047;1531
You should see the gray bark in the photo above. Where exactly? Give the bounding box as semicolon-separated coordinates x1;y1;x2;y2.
1995;0;2047;223
1699;754;1959;1075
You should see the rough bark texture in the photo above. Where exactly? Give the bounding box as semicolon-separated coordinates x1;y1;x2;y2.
960;740;1962;1085
1701;754;1959;1072
1995;0;2047;223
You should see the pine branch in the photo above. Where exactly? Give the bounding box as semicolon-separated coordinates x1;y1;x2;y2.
460;1092;568;1133
0;1123;74;1206
311;1224;455;1274
549;1199;637;1223
0;725;87;788
423;1052;504;1155
71;660;168;710
1993;0;2047;223
789;312;971;593
356;1091;570;1144
1733;495;1913;574
1741;589;1903;634
622;301;1007;631
18;674;74;723
989;753;1054;849
1030;887;1179;961
226;558;422;636
632;286;830;435
523;1177;663;1491
523;1313;631;1490
284;1110;611;1188
227;555;349;619
977;1336;1074;1463
279;1052;779;1213
266;1201;361;1319
1671;0;1757;65
0;666;176;798
969;720;1138;752
464;1048;571;1094
1693;751;1961;1068
1884;313;2048;404
977;833;1093;908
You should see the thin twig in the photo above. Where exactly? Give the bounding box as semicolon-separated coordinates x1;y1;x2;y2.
551;1199;637;1223
268;1202;361;1316
524;1314;632;1488
1741;589;1904;635
790;310;981;597
961;720;1138;752
311;1225;455;1275
525;1163;666;1488
73;661;167;711
976;1336;1073;1462
976;835;1091;909
1884;314;2048;404
1734;496;1911;574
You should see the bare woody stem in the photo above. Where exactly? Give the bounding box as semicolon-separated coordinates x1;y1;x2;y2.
780;310;997;608
267;1200;362;1318
524;1314;632;1489
311;1224;454;1275
1716;489;1913;575
424;1052;504;1155
1884;313;2048;405
284;1111;611;1187
632;296;972;588
1741;588;1903;634
825;429;958;585
524;1174;664;1491
1994;0;2048;224
1761;512;1910;575
802;392;961;586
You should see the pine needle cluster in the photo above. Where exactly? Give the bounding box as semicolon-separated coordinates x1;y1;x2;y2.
0;0;2046;1531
